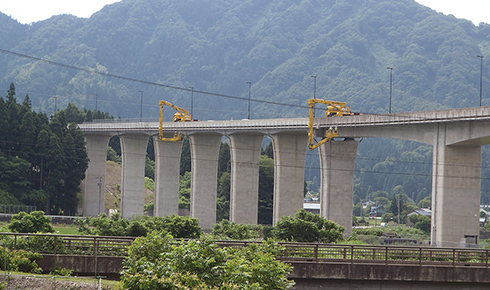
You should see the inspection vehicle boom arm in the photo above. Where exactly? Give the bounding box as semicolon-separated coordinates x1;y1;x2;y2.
308;98;356;150
159;100;193;141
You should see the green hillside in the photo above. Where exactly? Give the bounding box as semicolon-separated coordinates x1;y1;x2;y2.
1;0;490;206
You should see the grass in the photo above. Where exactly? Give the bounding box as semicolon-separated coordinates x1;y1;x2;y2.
0;221;81;235
53;224;80;235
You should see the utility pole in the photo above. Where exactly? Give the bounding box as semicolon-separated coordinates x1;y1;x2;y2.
387;67;393;113
97;177;103;214
397;195;401;225
477;55;484;106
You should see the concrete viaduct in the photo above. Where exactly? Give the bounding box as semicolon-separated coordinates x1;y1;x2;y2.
79;106;490;247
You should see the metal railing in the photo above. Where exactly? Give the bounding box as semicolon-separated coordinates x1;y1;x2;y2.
0;233;134;257
273;242;490;267
0;233;489;267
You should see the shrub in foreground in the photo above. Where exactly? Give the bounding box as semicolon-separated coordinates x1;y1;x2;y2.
120;231;295;289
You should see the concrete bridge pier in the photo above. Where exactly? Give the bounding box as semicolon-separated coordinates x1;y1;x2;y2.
189;133;222;229
229;133;263;224
120;134;149;219
432;127;481;246
272;133;309;225
83;134;112;217
319;139;359;237
153;136;183;217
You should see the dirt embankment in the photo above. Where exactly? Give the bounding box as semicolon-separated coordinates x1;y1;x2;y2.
0;275;116;290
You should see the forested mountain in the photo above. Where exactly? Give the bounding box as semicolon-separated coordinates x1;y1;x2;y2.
1;0;490;206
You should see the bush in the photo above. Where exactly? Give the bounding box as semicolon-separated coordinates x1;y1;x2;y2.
121;231;294;289
0;247;43;273
273;209;344;243
211;220;261;240
50;267;73;276
8;211;54;233
75;213;202;239
353;228;385;237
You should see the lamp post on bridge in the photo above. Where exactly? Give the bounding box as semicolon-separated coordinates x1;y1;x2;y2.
387;67;393;113
246;82;252;119
311;75;316;99
139;90;143;121
477;55;484;107
189;86;194;119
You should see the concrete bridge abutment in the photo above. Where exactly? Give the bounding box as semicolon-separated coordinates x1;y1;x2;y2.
272;133;309;225
120;134;149;219
229;133;263;224
319;139;359;237
153;136;183;217
189;133;222;229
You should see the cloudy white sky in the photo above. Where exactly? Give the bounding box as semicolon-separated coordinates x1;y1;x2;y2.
0;0;488;25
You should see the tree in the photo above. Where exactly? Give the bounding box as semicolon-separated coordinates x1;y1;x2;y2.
121;231;294;289
259;154;274;225
179;171;192;209
273;209;344;243
217;172;230;221
417;197;431;208
180;137;191;175
60;124;88;215
414;215;431;233
8;211;54;233
218;142;230;178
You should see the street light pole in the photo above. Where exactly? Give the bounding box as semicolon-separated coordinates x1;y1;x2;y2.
189;87;194;119
477;55;484;107
246;82;252;119
139;90;143;121
387;67;393;113
311;75;316;99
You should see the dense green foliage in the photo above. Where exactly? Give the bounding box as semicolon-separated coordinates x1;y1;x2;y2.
0;247;43;273
273;209;344;243
75;213;201;238
8;211;54;233
120;231;295;289
211;219;262;240
0;84;91;215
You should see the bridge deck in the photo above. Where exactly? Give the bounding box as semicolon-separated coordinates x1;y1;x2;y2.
78;106;490;134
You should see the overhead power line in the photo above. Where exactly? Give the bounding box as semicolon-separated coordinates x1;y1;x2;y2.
0;48;309;110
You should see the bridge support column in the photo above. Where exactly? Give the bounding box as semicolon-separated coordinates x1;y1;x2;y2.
229;133;263;224
272;133;309;225
189;133;222;229
432;127;481;246
319;140;359;237
153;136;183;217
83;134;112;216
120;134;149;219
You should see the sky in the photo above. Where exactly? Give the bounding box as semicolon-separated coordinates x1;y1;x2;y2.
0;0;488;25
0;0;122;24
